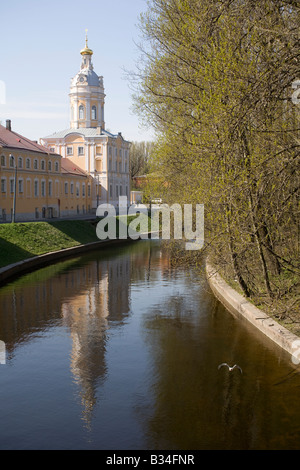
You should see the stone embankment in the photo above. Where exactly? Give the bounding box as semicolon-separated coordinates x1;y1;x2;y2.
206;263;300;360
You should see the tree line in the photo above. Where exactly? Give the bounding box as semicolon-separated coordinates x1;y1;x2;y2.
131;0;299;318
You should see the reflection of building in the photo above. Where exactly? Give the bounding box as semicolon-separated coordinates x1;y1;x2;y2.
42;34;131;211
0;121;93;221
0;248;132;428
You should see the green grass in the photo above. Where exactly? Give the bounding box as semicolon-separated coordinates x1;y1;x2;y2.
0;213;153;269
0;220;99;268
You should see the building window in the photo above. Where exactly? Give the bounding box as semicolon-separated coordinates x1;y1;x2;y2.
88;184;91;197
49;148;55;153
26;158;30;169
65;182;68;194
18;157;23;169
76;183;80;197
41;181;46;197
41;160;45;170
67;147;73;156
92;106;97;120
1;178;6;193
70;182;74;195
109;184;113;198
116;185;119;198
79;105;85;120
34;159;38;170
48;161;52;171
82;183;86;197
9;156;14;168
10;179;14;193
55;161;59;171
78;147;84;156
119;162;122;173
1;155;5;167
48;181;52;197
34;180;39;197
18;179;23;194
26;179;31;197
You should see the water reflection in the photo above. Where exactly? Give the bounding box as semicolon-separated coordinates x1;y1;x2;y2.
0;240;300;449
0;245;134;433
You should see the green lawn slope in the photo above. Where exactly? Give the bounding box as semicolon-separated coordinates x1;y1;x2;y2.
0;220;99;268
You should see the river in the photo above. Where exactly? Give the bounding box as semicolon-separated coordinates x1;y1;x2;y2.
0;240;299;450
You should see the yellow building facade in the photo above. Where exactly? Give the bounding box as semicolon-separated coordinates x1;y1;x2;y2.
41;35;131;210
0;120;93;222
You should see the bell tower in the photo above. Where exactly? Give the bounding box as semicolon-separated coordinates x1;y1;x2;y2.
69;31;105;129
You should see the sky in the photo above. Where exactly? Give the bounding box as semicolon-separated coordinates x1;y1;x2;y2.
0;0;154;143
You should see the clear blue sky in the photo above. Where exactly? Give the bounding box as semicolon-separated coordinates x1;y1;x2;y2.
0;0;154;143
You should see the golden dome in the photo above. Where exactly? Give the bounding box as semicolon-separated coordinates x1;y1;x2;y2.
80;30;93;56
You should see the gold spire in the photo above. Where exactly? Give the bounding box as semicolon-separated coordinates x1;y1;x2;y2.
80;29;93;56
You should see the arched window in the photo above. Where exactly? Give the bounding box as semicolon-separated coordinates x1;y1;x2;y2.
92;106;97;120
79;105;85;120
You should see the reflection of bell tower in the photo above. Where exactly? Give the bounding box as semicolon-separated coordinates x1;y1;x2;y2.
69;31;105;130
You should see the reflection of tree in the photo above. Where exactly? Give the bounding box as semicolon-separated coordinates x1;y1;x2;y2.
138;281;300;450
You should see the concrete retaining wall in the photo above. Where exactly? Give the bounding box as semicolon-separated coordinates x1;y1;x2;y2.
206;263;299;359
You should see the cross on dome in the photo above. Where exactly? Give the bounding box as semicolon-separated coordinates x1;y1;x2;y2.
80;29;93;56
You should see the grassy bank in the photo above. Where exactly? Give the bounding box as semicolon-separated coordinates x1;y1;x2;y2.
0;214;153;269
0;220;100;268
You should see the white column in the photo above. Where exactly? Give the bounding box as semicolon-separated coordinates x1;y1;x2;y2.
85;95;91;127
102;142;107;172
85;142;89;172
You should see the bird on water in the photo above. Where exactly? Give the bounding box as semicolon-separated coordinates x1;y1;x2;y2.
218;363;243;373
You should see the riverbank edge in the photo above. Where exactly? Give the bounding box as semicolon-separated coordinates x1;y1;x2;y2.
0;238;136;286
206;263;299;359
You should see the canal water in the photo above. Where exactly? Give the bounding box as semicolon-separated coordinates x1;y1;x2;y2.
0;240;300;450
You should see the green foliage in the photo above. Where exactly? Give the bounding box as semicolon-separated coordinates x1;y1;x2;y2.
132;0;300;315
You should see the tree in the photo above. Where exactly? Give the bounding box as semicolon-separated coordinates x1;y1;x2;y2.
132;0;300;314
130;141;154;181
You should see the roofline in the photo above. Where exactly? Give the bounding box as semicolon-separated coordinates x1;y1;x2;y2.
0;144;61;158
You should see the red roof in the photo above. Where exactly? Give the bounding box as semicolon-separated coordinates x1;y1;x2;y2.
0;123;59;155
61;158;88;177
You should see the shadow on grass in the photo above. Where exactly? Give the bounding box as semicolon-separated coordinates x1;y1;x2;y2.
48;220;99;245
0;238;35;268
